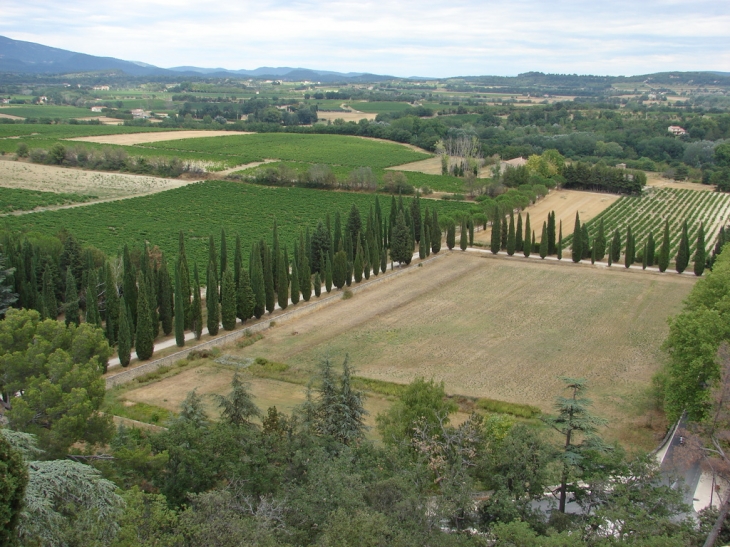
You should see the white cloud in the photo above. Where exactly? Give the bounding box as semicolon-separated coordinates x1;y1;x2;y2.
1;0;728;76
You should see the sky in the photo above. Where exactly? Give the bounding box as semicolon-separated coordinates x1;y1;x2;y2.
2;0;729;78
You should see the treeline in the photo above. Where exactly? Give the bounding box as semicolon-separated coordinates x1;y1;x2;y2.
563;162;647;194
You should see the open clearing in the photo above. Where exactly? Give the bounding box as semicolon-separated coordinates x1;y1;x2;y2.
475;189;620;244
66;130;250;146
227;252;693;448
0;159;194;199
316;110;378;122
645;171;714;192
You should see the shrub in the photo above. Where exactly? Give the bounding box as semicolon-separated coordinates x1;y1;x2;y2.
16;142;28;158
29;148;48;163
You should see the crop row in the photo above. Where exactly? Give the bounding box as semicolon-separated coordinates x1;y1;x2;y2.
142;133;430;169
4;181;473;269
0;123;170;139
0;187;95;214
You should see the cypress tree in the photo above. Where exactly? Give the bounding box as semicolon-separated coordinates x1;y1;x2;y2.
354;241;364;282
571;212;582;263
431;210;442;254
532;231;537;253
325;254;333;293
220;229;227;293
86;270;101;327
371;232;381;274
557;221;563;260
104;264;119;344
647;231;656;267
390;210;411;264
236;269;255;322
460;219;468;251
611;229;622;263
221;267;237;330
491;209;501;254
345;256;353;286
263;246;275;314
469;217;475;246
419;221;427;258
381;246;387;274
135;277;154;360
547;211;556;255
208;235;218;286
608;251;612;267
676;220;690;274
234;234;243;289
642;243;648;270
64;268;80;326
207;261;220;334
424;221;431;258
122;245;137;325
192;264;203;338
42;265;57;320
118;296;131;367
277;251;289;310
594;219;606;262
314;271;322;297
291;260;301;304
523;214;532;258
178;232;191;328
516;213;524;252
158;259;173;336
540;222;548;259
334;211;342;254
174;265;185;347
301;255;312;301
694;222;706;276
501;215;508;250
625;225;633;269
447;220;456;251
250;248;265;319
581;224;591;259
507;213;516;256
333;250;347;289
658;220;670;273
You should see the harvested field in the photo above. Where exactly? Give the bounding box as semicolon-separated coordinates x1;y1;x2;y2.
386;157;443;175
0;112;24;120
645;171;713;191
67;130;250;146
0;159;194;199
316;111;378;122
474;189;619;244
228;252;694;448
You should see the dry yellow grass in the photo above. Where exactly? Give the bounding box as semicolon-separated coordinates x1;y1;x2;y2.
316;111;378;122
66;130;251;146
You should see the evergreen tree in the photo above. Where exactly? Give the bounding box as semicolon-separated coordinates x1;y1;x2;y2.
611;229;622;263
345;256;353;286
234;234;243;289
501;214;508;250
516;213;524;252
346;204;362;259
85;270;101;327
390;210;411;264
314;271;322;297
659;220;670;273
539;222;548;259
208;235;218;287
460;219;468;251
354;241;363;282
104;265;119;344
591;242;596;264
301;255;312;301
580;224;591;259
642;243;648;270
219;229;227;295
117;296;131;367
41;265;56;320
221;267;237;330
277;251;288;310
468;217;475;246
557;221;563;260
135;278;154;360
423;221;431;258
206;261;220;335
419;220;427;258
532;231;537;253
571;212;582;263
431;210;441;254
594;219;606;262
236;269;255;322
271;220;280;292
446;220;456;251
547;211;556;255
192;264;203;339
491;208;501;254
647;231;656;267
250;247;265;319
64;268;79;326
380;246;387;273
174;265;185;347
263;245;275;314
122;245;137;326
506;212;516;256
676;220;690;274
325;254;333;293
371;232;381;274
523;214;531;258
333;250;347;289
178;242;191;329
158;259;173;336
291;259;300;304
625;225;634;269
694;222;706;276
333;211;342;254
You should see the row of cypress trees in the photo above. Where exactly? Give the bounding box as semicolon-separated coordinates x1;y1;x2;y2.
489;207;563;260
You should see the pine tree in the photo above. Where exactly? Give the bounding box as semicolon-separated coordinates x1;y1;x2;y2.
539;222;548;259
624;225;633;269
263;246;275;314
206;261;220;335
192;264;203;338
174;265;185;347
516;213;524;252
676;220;690;274
301;255;312;301
325;255;333;293
64;268;80;326
118;296;131;367
611;229;622;263
647;231;656;267
659;220;670;273
446;220;456;251
571;212;582;263
523;214;532;258
236;269;255;322
459;219;468;251
277;251;288;310
158;259;173;336
221;268;237;330
314;271;322;297
594;219;606;262
506;213;516;256
41;265;57;320
291;259;300;304
557;221;563;260
371;232;381;274
135;277;154;360
694;222;706;276
491;208;501;254
333;250;347;289
547;211;556;255
431;210;441;254
381;246;387;274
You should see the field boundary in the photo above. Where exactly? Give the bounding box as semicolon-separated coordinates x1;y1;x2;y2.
105;252;448;388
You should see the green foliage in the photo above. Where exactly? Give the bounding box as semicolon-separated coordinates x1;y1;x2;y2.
0;187;93;214
571;212;582;263
207;261;220;334
390;211;412;264
214;373;260;427
64;267;80;326
221;268;237;330
675;220;689;273
174;266;185;347
236;269;255;322
491;209;501;254
0;431;27;546
659;219;670;272
118;297;132;366
135;277;154;361
694;222;706;276
523;213;531;258
191;265;203;339
539;222;548;259
333;250;347;289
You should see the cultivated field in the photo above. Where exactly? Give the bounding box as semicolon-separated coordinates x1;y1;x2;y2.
386;156;443;175
0;186;93;214
67;130;249;146
225;252;693;448
316;110;378;122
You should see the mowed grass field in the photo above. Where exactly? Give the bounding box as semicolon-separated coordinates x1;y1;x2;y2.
225;252;694;448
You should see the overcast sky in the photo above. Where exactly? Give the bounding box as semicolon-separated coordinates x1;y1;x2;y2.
2;0;729;77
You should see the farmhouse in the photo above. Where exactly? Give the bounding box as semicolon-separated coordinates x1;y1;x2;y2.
668;125;687;136
93;85;110;91
131;108;148;119
90;106;103;113
499;156;528;169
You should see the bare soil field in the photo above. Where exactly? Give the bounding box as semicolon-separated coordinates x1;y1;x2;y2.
386;156;443;174
67;130;250;146
474;189;620;244
72;116;124;125
0;159;194;199
0;112;25;120
316;111;378;122
226;252;693;448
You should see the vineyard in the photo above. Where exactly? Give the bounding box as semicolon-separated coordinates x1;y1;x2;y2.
569;187;730;259
0;187;95;213
142;133;430;168
4;180;472;268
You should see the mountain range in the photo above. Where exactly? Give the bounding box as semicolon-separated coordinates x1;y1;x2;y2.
0;35;392;82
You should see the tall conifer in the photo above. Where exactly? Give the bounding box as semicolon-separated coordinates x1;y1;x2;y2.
236;269;255;322
557;221;563;260
523;214;531;257
611;229;621;263
647;232;656;267
547;211;556;255
460;219;468;251
431;210;441;254
624;225;633;269
676;221;690;273
507;213;516;256
314;271;322;297
694;222;706;276
540;222;548;259
594;219;606;262
571;212;582;263
42;265;56;320
301;255;312;301
64;268;79;326
291;260;301;304
491;208;501;254
174;265;185;347
207;261;220;334
118;296;131;367
516;213;523;252
447;220;456;251
277;251;289;310
221;268;237;330
158;259;173;336
263;245;275;314
192;264;203;338
325;255;333;293
659;220;670;273
135;277;154;360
